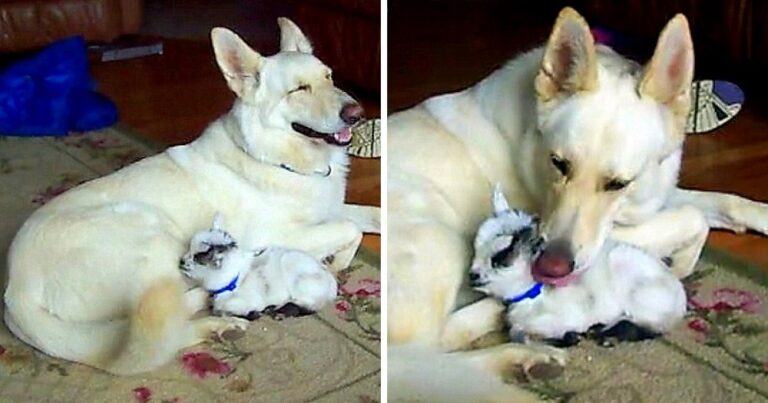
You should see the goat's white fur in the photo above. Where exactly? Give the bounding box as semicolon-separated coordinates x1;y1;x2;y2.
180;216;338;316
471;187;687;339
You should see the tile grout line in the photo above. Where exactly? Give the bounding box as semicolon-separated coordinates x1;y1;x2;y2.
312;315;380;358
306;369;380;402
41;138;106;176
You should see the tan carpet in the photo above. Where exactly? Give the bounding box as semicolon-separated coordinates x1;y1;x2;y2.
0;128;380;403
498;248;768;402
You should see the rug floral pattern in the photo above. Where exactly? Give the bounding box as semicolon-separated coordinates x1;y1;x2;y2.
515;250;768;402
0;127;380;402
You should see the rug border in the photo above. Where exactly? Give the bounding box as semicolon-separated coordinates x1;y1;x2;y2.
355;246;380;269
702;246;768;286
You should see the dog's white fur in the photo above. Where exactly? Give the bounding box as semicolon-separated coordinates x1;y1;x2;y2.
471;186;686;339
180;215;338;315
3;19;378;375
388;7;768;400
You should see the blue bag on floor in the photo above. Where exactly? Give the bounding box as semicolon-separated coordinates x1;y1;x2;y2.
0;36;117;136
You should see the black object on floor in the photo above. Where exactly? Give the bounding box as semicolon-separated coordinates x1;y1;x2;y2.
243;303;316;321
545;321;661;348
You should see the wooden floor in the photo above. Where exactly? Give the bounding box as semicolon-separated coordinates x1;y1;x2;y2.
390;1;768;269
90;38;381;253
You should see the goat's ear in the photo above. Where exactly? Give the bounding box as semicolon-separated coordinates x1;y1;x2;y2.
278;17;313;54
638;14;694;115
491;235;514;254
492;183;510;216
212;213;224;230
211;27;263;98
535;7;598;101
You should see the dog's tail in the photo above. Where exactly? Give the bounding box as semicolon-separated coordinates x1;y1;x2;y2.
4;279;189;375
100;279;189;374
387;345;541;403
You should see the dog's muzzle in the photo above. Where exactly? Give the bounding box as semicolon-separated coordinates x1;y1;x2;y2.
291;102;364;146
291;122;354;146
531;239;577;287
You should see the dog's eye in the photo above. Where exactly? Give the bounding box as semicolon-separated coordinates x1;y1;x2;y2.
550;154;571;177
604;178;630;192
289;84;311;94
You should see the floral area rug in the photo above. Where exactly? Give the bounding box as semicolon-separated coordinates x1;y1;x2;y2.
504;248;768;402
0;127;380;402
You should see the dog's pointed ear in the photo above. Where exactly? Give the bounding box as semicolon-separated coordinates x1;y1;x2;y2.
492;183;510;216
278;17;313;54
211;27;263;98
535;7;597;101
639;14;694;115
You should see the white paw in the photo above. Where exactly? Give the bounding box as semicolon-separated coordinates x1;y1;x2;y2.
520;343;567;370
725;196;768;235
211;316;249;337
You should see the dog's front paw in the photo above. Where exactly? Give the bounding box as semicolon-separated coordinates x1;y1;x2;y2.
518;343;567;370
734;197;768;235
487;343;566;384
715;194;768;234
202;316;248;337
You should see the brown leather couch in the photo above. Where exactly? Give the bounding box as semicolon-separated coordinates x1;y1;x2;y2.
0;0;143;52
292;0;379;94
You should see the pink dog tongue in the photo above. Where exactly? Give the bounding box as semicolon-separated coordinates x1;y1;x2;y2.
334;127;352;144
534;272;580;287
532;247;576;287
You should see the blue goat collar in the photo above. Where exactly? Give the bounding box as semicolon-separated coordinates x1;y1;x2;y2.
504;283;543;304
209;275;239;296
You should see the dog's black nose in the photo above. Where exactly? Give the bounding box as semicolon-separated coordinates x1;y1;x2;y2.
340;103;364;125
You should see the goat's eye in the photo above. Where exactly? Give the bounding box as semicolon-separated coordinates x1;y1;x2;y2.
193;251;208;263
193;249;215;264
491;237;520;268
604;178;630;191
550;154;571;177
289;84;311;94
325;73;332;80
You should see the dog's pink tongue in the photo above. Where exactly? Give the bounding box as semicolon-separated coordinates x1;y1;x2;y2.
532;248;575;287
334;127;352;144
535;272;580;287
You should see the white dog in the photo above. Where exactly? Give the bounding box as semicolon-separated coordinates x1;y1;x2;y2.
470;186;686;341
4;18;379;375
179;216;338;317
388;7;768;401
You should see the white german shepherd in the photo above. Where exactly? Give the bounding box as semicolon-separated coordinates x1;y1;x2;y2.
388;8;768;401
3;18;379;375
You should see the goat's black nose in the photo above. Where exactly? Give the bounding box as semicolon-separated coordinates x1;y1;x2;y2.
340;103;364;125
469;272;481;283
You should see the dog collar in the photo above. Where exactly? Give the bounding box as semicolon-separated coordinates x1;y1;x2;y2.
209;275;239;296
504;283;543;304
